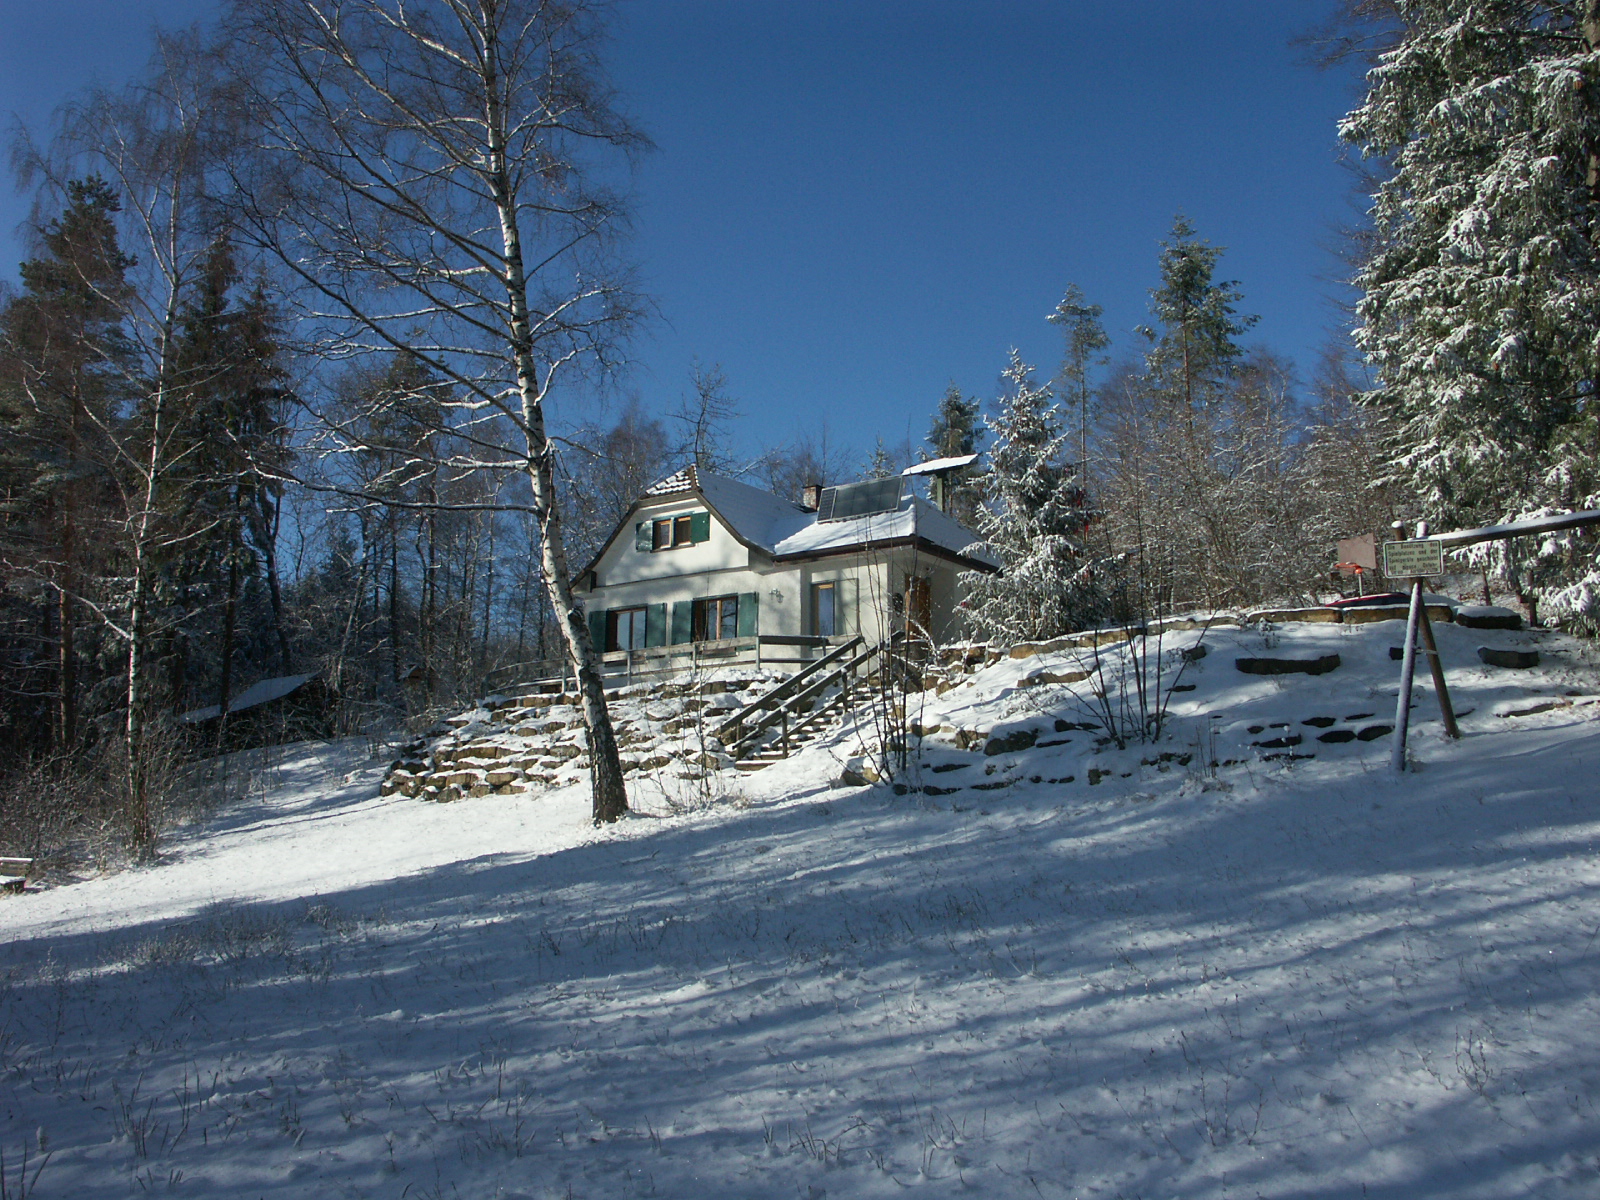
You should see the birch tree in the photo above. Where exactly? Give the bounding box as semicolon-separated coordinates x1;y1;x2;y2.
225;0;644;822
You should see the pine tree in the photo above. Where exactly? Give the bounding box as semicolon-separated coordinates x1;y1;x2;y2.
1341;0;1600;624
0;176;132;751
1140;215;1257;415
927;382;983;459
863;438;897;479
960;352;1106;642
1048;283;1109;473
160;236;295;727
924;383;985;524
1096;216;1270;608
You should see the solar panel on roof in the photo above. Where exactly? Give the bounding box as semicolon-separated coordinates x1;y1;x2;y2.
816;477;902;522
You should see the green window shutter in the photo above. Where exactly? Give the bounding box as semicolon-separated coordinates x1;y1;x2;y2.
645;603;668;648
670;600;694;645
690;511;711;543
635;522;652;551
588;607;608;653
736;591;759;637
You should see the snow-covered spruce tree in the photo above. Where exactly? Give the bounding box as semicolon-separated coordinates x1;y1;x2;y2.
1341;0;1600;626
927;382;983;460
960;352;1107;643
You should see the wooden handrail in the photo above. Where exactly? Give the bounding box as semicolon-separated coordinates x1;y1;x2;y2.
720;638;886;760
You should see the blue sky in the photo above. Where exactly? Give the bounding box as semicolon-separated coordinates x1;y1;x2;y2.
1;0;1367;472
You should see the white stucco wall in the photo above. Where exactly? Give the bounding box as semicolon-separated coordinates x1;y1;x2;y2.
590;497;747;586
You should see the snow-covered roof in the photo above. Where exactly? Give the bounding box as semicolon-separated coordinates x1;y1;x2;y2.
643;467;696;496
597;468;997;573
180;674;318;724
902;454;979;476
681;469;995;567
771;494;998;567
694;472;815;550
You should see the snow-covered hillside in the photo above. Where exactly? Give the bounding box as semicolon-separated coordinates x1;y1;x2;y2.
3;615;1600;1198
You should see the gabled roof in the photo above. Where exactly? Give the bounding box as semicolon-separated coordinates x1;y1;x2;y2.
695;471;816;551
578;465;998;581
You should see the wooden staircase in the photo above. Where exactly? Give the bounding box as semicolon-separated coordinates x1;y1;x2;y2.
711;635;904;772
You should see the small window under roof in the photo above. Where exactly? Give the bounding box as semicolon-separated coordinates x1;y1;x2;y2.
816;477;902;522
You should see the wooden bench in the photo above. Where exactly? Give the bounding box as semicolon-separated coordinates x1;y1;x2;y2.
0;857;32;893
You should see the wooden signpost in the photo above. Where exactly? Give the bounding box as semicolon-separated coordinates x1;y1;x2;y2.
1376;507;1600;774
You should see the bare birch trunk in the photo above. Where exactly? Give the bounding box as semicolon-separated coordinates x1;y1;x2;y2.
57;524;76;749
485;28;627;825
216;525;241;753
125;380;170;853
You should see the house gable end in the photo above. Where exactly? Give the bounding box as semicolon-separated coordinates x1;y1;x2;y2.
581;490;757;591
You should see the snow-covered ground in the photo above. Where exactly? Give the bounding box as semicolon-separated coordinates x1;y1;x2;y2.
3;615;1600;1198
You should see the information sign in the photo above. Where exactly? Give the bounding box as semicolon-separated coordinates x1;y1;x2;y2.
1382;539;1444;578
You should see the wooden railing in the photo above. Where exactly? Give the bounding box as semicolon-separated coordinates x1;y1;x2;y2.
483;634;850;694
714;636;897;762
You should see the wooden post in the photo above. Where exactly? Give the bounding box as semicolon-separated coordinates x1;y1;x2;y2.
1415;604;1460;739
1409;519;1460;741
1391;577;1423;774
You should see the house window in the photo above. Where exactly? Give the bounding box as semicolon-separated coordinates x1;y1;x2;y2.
639;511;711;553
652;515;696;548
608;607;648;651
812;582;836;637
692;595;739;642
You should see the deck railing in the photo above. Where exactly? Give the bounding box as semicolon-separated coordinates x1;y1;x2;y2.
481;634;853;695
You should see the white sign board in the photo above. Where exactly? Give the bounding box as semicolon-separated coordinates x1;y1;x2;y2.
1337;533;1377;573
1382;539;1444;578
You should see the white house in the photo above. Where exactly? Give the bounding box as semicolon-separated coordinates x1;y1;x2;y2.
572;466;996;675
